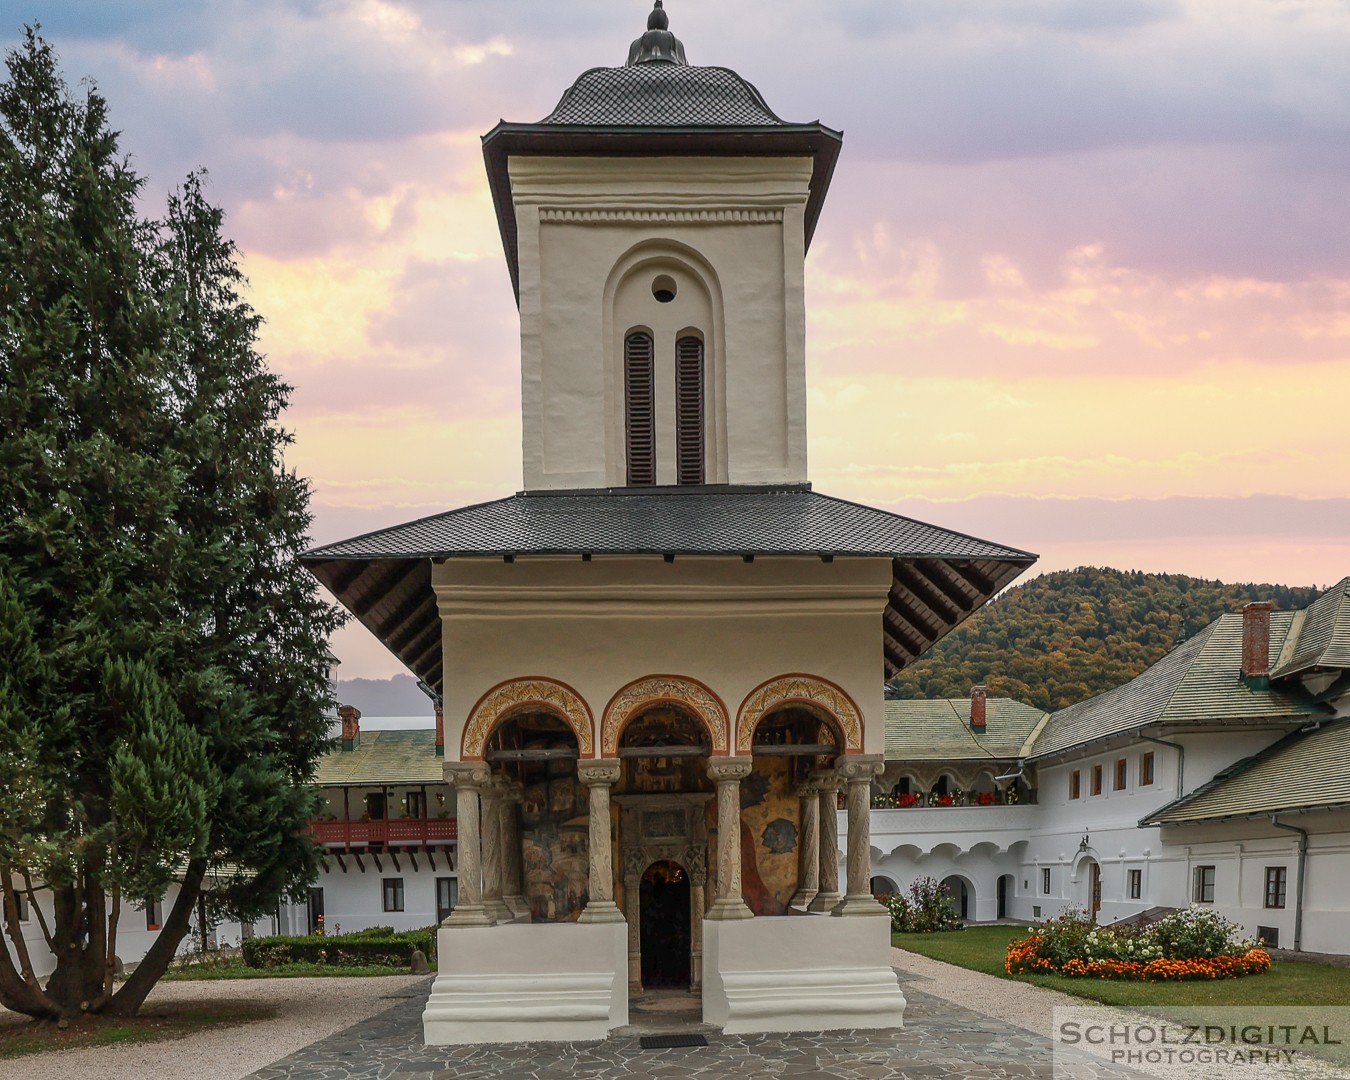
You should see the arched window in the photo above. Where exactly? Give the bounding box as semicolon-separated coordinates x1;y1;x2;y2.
624;331;655;485
675;335;704;485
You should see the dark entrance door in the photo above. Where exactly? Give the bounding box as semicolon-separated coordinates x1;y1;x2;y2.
1089;861;1102;919
307;887;325;934
997;875;1009;919
640;860;691;989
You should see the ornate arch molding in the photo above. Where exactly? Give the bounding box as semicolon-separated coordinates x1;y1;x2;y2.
600;674;730;757
735;673;864;754
461;677;595;761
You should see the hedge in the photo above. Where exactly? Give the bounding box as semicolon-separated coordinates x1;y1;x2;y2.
242;928;436;969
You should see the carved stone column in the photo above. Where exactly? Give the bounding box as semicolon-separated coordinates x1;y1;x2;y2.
624;869;642;991
499;783;528;919
577;759;625;923
808;770;842;913
479;779;512;923
789;779;821;910
442;762;495;927
705;757;754;920
834;755;889;916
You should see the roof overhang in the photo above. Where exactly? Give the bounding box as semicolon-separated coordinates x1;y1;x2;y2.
305;548;1031;701
482;122;844;303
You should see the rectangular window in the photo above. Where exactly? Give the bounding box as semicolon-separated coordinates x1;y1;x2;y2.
1091;764;1103;796
1128;869;1142;900
1041;868;1051;895
1141;752;1155;786
1193;865;1215;904
1257;926;1280;948
436;877;457;924
145;898;163;931
1264;866;1287;909
14;891;28;922
405;790;426;819
382;878;405;913
1033;905;1042;919
1069;771;1081;800
1114;759;1127;791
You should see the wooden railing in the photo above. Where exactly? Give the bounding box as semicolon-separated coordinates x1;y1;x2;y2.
308;818;458;846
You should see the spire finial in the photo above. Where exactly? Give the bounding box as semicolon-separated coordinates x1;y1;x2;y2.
628;0;687;66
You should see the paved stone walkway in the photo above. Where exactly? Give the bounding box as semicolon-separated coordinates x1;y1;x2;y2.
244;971;1140;1080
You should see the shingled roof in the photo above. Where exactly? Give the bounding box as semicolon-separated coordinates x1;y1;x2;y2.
1030;611;1330;761
303;487;1036;698
314;730;444;787
1271;576;1350;680
480;3;842;300
884;698;1048;762
1142;720;1350;825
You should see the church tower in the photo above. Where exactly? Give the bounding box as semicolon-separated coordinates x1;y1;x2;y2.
305;2;1035;1046
482;1;841;490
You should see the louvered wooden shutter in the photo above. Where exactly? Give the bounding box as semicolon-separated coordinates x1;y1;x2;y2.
624;332;655;485
675;335;705;485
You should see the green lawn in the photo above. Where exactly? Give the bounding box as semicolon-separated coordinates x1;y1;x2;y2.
0;1001;273;1060
892;924;1350;1008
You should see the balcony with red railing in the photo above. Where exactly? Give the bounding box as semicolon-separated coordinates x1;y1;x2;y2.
308;817;458;847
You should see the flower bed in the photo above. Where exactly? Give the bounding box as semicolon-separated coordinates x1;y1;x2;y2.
1005;908;1270;982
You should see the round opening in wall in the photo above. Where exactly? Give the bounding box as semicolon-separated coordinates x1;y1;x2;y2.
652;275;677;303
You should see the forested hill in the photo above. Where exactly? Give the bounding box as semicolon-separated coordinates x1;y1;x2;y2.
885;567;1321;712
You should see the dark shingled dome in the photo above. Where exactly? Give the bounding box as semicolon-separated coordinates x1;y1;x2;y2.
539;64;788;128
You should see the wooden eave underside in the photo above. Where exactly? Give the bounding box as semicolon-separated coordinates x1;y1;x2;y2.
307;554;1027;699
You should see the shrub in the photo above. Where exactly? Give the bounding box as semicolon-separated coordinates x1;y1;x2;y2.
242;928;436;970
885;876;962;933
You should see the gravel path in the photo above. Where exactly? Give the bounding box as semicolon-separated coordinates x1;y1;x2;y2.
890;944;1095;1037
0;974;429;1080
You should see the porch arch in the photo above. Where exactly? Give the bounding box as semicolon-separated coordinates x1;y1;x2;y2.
734;673;863;753
601;674;730;756
461;677;595;760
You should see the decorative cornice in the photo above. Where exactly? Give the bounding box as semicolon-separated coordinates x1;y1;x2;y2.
601;674;730;756
461;677;595;760
735;673;864;753
539;207;783;225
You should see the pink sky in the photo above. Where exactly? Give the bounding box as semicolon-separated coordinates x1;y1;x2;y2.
22;0;1350;677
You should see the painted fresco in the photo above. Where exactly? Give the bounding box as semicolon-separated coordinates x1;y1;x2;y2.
737;754;801;916
616;708;712;795
519;756;590;922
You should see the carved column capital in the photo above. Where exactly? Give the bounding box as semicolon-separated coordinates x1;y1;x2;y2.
577;758;622;787
836;754;885;783
444;761;492;789
810;766;841;790
705;756;753;783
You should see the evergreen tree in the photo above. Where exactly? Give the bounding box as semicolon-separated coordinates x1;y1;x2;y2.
0;29;341;1020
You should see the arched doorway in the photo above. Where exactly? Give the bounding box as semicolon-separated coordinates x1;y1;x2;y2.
941;874;972;920
997;874;1014;919
640;860;691;989
1083;858;1102;920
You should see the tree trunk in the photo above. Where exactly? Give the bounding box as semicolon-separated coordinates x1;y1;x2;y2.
107;858;206;1017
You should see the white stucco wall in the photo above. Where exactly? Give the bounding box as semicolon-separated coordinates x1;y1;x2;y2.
436;554;893;759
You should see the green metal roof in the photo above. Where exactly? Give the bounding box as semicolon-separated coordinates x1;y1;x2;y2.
1031;611;1328;760
1271;576;1350;679
884;698;1048;762
313;730;444;786
1143;720;1350;825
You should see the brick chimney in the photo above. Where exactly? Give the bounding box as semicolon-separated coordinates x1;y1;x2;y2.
969;685;987;731
434;701;445;758
1241;602;1271;687
338;704;361;751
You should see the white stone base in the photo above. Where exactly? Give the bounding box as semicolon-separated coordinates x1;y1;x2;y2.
423;921;628;1044
702;915;906;1035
